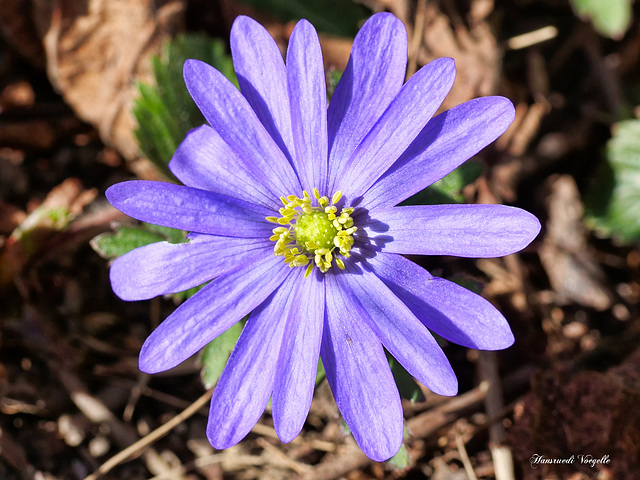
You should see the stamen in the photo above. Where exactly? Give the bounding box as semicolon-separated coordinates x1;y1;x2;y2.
266;188;357;276
304;263;314;278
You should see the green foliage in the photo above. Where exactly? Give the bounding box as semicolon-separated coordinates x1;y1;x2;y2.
171;282;208;303
326;68;343;100
238;0;370;36
387;443;411;470
586;119;640;243
570;0;632;39
400;160;484;206
388;354;425;403
449;275;484;295
315;357;326;386
133;34;237;178
200;320;245;389
143;223;189;244
90;224;185;260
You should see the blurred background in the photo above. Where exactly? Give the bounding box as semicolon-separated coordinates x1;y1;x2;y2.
1;0;640;479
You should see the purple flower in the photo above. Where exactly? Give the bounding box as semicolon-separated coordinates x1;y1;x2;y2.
106;13;540;461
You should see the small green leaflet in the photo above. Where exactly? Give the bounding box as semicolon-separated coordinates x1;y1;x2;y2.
326;68;342;101
388;354;425;403
91;224;185;260
570;0;632;39
315;357;326;386
133;34;237;178
387;443;411;470
238;0;370;37
400;160;484;206
586;119;640;243
200;320;245;389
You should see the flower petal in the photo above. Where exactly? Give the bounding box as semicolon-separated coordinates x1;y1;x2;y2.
110;236;272;301
337;262;457;396
321;275;403;462
361;204;541;258
139;253;290;373
327;13;407;191
365;252;514;349
106;181;273;238
207;275;294;449
337;57;456;199
272;269;324;443
169;125;278;208
286;19;328;192
230;16;295;162
363;97;516;209
183;59;301;196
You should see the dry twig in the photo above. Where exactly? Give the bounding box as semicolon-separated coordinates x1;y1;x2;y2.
406;0;427;78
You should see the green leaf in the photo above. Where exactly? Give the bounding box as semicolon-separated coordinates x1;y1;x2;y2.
90;227;166;260
449;275;484;295
238;0;370;37
387;443;410;470
570;0;632;39
133;34;237;177
90;224;186;260
315;357;326;386
92;222;202;302
388;355;425;403
585;119;640;243
171;282;207;303
400;160;484;206
326;68;343;101
143;223;188;244
200;320;245;389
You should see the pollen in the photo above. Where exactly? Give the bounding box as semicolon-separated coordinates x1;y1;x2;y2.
267;189;356;276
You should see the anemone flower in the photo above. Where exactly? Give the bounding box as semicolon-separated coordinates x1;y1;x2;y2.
106;13;540;461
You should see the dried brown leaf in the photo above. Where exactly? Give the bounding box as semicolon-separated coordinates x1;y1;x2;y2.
418;3;499;109
539;175;612;310
30;0;186;174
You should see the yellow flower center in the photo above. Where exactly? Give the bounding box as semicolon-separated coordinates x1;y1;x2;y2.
266;189;356;277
